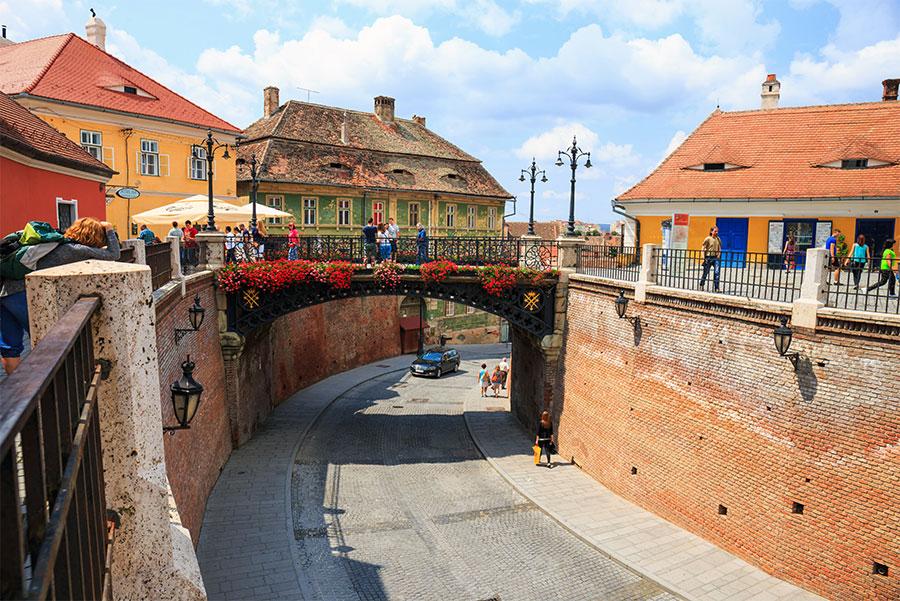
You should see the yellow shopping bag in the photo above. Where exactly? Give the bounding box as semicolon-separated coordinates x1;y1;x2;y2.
533;445;541;464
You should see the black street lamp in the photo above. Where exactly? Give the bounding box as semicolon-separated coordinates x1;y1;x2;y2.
164;356;204;432
614;289;640;331
519;158;548;236
236;154;262;228
174;295;205;343
197;129;233;231
773;316;800;369
555;136;591;237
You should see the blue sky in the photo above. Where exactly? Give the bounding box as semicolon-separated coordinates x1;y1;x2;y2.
4;1;899;224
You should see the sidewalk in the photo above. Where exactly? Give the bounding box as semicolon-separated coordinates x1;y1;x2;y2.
463;395;825;601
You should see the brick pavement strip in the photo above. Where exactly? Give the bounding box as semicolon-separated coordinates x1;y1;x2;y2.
462;394;827;601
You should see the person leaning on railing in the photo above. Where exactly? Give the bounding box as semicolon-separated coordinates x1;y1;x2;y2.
416;223;428;265
0;218;120;375
699;226;722;292
866;238;898;298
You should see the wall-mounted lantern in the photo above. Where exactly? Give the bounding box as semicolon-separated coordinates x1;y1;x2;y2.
773;316;800;370
164;356;203;432
174;295;205;343
614;290;641;331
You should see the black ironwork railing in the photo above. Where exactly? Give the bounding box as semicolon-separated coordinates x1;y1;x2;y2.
145;243;173;291
652;248;804;303
225;235;559;269
576;245;641;281
0;297;113;601
824;255;899;314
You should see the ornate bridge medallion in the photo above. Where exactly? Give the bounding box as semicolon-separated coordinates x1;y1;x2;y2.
521;289;543;312
242;288;260;309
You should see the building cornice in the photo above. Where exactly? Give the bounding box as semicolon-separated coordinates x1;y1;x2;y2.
1;145;112;183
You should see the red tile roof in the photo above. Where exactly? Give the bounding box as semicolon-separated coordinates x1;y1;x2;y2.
0;34;239;132
0;92;114;177
617;101;900;201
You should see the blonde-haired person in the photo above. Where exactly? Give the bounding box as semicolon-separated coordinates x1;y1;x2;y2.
0;218;120;375
534;410;556;468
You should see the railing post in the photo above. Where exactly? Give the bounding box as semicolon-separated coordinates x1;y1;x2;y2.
121;238;146;264
792;247;828;329
634;243;658;303
25;260;206;600
555;235;583;270
167;236;183;279
196;230;226;271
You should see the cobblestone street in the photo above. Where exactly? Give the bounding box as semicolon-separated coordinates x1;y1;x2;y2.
289;359;675;601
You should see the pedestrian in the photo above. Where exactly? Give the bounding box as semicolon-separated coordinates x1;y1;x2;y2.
224;226;236;263
534;410;555;468
137;224;155;245
782;234;796;272
1;218;120;375
490;365;503;397
699;226;721;291
253;220;267;260
478;363;490;397
866;238;897;297
362;218;377;267
849;234;870;289
378;223;391;262
824;228;844;285
166;220;184;263
499;356;509;390
182;220;199;267
237;230;253;262
416;222;428;265
238;223;246;237
387;217;400;261
287;221;300;261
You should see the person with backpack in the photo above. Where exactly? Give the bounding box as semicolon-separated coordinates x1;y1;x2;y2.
0;218;120;375
478;363;490;397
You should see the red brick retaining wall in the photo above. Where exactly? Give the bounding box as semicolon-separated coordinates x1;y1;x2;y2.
558;277;899;601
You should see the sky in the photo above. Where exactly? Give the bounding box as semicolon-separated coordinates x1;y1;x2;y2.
3;1;899;224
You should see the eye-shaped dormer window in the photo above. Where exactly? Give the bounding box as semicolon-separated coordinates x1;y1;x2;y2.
684;162;743;171
817;158;893;169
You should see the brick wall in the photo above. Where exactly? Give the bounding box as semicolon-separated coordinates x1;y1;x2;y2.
155;275;230;545
558;277;899;600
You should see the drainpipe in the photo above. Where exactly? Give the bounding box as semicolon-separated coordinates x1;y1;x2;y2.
121;128;134;235
611;199;639;250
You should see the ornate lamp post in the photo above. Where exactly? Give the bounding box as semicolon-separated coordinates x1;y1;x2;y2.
555;136;592;236
197;129;233;231
519;158;548;236
235;154;261;228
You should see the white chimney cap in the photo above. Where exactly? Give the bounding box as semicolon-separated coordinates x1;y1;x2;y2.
85;10;107;51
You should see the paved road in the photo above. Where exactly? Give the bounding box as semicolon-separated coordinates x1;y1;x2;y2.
289;358;676;601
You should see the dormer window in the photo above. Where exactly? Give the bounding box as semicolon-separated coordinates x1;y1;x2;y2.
684;162;743;171
703;163;725;171
105;84;155;99
841;159;868;169
327;162;349;170
123;85;137;95
446;173;460;179
392;168;411;175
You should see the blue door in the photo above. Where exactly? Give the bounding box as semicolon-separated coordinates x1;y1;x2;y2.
716;218;748;267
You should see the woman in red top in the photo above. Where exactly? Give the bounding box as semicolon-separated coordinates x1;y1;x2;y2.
287;222;300;260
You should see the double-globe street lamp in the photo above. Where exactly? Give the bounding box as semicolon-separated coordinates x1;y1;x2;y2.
519;158;548;236
195;129;235;231
235;153;262;228
555;136;592;236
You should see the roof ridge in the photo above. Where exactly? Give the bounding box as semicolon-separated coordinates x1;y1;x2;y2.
23;33;75;93
266;135;485;164
721;100;898;116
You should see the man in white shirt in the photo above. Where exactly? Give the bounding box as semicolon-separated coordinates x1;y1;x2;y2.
166;220;185;266
224;226;236;263
387;217;400;261
499;356;509;390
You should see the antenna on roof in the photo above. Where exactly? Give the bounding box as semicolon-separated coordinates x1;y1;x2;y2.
90;8;96;17
296;87;320;102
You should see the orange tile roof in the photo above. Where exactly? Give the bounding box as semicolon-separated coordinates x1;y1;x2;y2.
0;34;239;132
0;92;114;177
617;101;900;201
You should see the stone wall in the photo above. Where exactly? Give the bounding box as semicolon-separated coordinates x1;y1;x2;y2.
558;275;899;601
155;274;231;544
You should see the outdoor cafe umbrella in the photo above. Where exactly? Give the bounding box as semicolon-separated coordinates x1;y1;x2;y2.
236;202;294;220
131;195;250;226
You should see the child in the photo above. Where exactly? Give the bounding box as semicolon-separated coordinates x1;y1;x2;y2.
478;363;490;397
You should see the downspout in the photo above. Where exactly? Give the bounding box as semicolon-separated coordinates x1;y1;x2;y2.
502;196;517;239
611;199;639;251
121;128;134;235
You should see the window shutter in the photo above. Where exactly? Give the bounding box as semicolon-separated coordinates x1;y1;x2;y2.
187;156;192;179
136;151;142;175
160;154;170;177
102;146;115;169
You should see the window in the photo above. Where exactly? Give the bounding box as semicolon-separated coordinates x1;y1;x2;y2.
465;305;475;314
841;159;868;169
140;139;159;176
190;146;207;180
267;195;284;225
488;207;496;230
303;197;317;226
80;130;102;160
373;201;384;224
446;204;455;228
56;198;77;230
408;202;420;227
123;85;138;95
467;206;476;229
444;301;456;316
337;198;351;226
703;163;725;171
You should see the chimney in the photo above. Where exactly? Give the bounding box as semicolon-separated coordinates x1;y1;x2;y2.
340;111;349;144
263;86;280;118
761;73;780;109
374;96;395;122
411;114;426;128
0;25;12;47
85;10;106;51
883;78;899;101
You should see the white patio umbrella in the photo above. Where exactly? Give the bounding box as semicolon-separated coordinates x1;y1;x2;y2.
132;195;248;225
236;202;294;220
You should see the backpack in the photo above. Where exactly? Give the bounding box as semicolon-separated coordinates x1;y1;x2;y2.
0;222;68;280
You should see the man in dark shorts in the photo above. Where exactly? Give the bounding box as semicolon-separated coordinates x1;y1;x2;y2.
362;218;377;266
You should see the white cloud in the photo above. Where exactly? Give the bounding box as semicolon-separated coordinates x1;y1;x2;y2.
660;129;687;163
547;0;685;29
308;16;355;38
790;0;900;52
334;0;520;36
0;0;76;41
516;122;599;160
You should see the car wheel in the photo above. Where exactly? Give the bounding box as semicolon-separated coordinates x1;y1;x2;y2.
436;368;442;378
452;363;458;373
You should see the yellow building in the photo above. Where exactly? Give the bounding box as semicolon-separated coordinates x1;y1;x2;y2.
615;77;900;260
0;16;240;237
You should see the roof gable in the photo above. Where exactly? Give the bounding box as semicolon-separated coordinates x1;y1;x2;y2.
618;102;900;201
0;34;239;132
